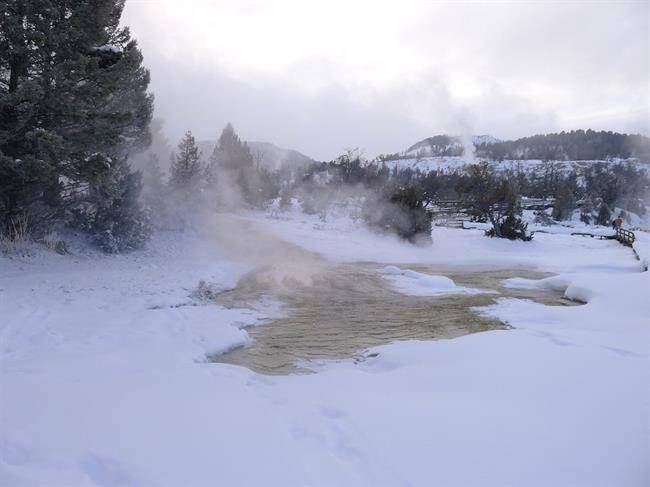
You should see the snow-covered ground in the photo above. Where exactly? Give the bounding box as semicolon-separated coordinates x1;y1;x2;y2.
1;211;648;486
633;230;650;269
380;155;642;173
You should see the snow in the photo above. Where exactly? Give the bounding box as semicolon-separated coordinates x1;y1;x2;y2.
380;155;641;174
378;265;484;296
92;45;122;54
256;209;640;274
633;230;650;269
472;134;500;145
1;212;648;486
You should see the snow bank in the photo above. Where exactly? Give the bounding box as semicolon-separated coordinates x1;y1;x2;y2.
1;217;648;487
633;230;650;270
255;210;642;274
378;265;483;296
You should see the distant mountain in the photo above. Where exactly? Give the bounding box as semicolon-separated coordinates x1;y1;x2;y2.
197;140;314;170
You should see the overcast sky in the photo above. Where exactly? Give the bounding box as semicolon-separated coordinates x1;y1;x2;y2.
123;0;649;160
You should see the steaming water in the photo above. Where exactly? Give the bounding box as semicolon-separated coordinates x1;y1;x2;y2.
211;261;575;375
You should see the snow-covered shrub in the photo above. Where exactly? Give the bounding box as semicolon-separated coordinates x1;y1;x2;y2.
533;210;555;226
191;280;221;302
486;213;533;241
278;188;293;212
363;185;432;244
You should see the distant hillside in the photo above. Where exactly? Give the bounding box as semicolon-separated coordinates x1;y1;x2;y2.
405;135;499;157
197;140;314;170
475;130;650;162
396;130;649;163
247;141;314;170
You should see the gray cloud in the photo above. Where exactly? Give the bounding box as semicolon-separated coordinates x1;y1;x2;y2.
123;1;649;160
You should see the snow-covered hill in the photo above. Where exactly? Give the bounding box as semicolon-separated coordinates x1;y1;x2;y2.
389;130;650;170
404;134;500;158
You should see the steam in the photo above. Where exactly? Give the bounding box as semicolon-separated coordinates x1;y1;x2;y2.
459;134;477;164
204;213;328;290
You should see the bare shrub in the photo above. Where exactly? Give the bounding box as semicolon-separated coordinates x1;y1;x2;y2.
0;213;31;255
43;231;68;255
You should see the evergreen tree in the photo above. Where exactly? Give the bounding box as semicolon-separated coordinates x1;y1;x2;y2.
552;182;576;221
595;201;612;226
580;195;595;224
460;163;532;241
74;161;151;252
169;131;202;190
141;153;168;226
211;123;254;171
129;118;174;174
0;0;153;248
208;123;275;207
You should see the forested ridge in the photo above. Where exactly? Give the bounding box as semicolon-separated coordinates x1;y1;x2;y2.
476;130;650;162
400;131;650;161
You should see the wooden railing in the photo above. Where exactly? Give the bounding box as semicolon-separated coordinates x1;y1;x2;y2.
615;227;636;247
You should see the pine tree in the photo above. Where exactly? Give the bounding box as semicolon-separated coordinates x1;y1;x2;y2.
211;123;254;171
141;153;168;226
552;182;576;221
209;123;267;206
595;201;612;227
75;161;151;253
0;0;153;248
580;195;595;224
461;163;532;241
169;131;202;190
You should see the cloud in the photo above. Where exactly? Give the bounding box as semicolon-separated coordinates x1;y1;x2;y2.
123;0;649;159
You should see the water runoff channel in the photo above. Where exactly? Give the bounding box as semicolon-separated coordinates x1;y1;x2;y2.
208;216;577;375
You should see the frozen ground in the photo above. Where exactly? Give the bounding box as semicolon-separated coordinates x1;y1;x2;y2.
1;212;648;486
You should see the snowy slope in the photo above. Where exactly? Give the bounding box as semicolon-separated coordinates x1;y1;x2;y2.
380;155;642;173
1;213;648;486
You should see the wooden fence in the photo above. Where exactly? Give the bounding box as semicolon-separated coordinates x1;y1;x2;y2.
428;198;555;228
615;227;636;247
